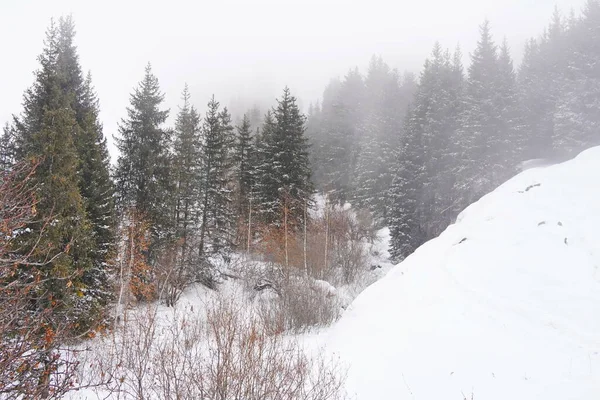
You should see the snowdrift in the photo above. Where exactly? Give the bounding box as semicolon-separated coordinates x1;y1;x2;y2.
327;147;600;399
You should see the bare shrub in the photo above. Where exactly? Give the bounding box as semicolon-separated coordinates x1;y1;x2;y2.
79;296;347;400
0;162;84;399
197;298;346;399
306;205;375;286
256;276;341;334
155;240;195;307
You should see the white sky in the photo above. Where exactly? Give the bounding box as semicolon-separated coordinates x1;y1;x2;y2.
0;0;585;159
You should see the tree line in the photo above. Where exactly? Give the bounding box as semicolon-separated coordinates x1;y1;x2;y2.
307;1;600;261
0;16;313;395
1;2;600;395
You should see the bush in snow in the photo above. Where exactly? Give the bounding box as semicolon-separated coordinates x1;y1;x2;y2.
78;297;347;399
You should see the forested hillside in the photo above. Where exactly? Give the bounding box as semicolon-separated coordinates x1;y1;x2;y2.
0;1;599;398
307;3;600;260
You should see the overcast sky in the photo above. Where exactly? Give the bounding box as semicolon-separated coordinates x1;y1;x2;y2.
0;0;585;158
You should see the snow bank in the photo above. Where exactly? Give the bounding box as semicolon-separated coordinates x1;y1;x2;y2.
327;147;600;399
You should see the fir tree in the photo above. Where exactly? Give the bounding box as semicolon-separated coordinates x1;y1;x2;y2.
316;70;365;203
8;20;101;333
455;20;508;206
115;63;173;252
255;88;313;228
233;114;254;220
388;112;425;261
496;39;525;168
197;96;235;262
253;111;279;224
553;0;600;156
172;85;202;266
0;124;16;172
53;17;116;278
388;44;464;259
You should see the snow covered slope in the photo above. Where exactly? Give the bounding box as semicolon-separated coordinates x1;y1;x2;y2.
327;147;600;399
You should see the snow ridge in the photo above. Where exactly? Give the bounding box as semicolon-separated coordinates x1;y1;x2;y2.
327;147;600;400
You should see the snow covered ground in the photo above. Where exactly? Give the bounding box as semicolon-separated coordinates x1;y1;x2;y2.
326;147;600;399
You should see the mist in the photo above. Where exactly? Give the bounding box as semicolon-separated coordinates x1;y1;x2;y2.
0;0;584;157
2;1;600;398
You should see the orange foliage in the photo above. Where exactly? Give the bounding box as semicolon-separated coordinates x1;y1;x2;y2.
122;209;157;302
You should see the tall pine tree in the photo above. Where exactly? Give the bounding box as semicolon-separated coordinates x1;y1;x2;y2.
7;19;104;332
115;64;173;252
172;85;202;266
197;96;235;262
233;114;254;222
255;88;313;229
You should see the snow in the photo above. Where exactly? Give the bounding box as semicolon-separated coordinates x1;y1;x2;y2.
326;147;600;400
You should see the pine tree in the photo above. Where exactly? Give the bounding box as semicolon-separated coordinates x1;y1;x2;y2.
233;114;254;220
388;44;465;259
388;109;425;261
553;0;600;156
8;20;101;333
77;73;116;269
316;70;365;203
352;62;409;221
0;124;16;172
519;7;569;159
496;39;525;167
455;20;506;206
255;88;313;229
172;85;202;267
197;96;235;263
52;17;116;279
253;111;279;224
115;63;173;253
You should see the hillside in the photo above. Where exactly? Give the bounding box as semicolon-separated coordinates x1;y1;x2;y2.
326;147;600;399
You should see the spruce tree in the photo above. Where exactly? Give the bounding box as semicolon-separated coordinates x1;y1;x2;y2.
115;63;173;252
388;44;465;259
8;20;101;332
255;88;313;228
519;8;569;159
455;20;506;206
197;96;235;263
53;17;116;274
315;70;365;203
253;111;279;224
496;39;525;168
172;85;202;266
233;114;254;220
388;113;425;261
553;0;600;156
0;124;16;172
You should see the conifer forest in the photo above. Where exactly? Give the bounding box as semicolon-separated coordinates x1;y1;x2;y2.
1;1;600;399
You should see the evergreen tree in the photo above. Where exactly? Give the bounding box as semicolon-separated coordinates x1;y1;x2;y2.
253;111;279;224
316;70;365;203
388;44;464;260
115;63;173;252
0;124;16;172
76;73;116;272
172;85;202;266
352;62;410;221
496;39;526;167
8;20;101;332
197;96;235;261
519;7;569;159
52;17;116;280
553;0;600;156
233;114;254;220
388;112;425;261
255;88;313;228
455;21;510;207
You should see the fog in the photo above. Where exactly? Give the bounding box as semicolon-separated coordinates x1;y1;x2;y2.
0;0;584;152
